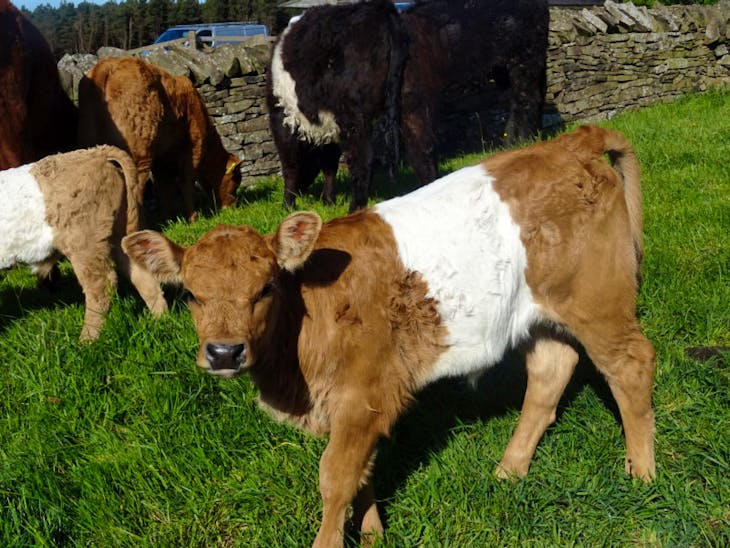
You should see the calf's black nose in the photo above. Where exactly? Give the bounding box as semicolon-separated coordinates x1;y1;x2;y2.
205;343;246;371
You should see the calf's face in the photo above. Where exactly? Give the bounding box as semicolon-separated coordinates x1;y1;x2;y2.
184;226;279;376
122;212;323;377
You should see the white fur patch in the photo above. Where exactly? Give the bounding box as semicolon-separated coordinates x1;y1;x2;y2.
271;24;340;145
0;164;55;269
374;164;541;385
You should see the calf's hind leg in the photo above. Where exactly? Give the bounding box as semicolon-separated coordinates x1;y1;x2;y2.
65;248;117;341
496;336;579;478
577;323;656;481
351;471;382;546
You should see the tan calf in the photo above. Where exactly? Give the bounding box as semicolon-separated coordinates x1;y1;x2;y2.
123;125;655;546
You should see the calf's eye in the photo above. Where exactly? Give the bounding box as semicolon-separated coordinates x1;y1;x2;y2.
183;289;198;305
255;282;274;303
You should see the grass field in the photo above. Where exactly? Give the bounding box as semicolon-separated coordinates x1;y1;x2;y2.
1;90;728;546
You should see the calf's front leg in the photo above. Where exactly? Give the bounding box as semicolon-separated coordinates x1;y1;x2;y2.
496;337;578;478
313;406;383;548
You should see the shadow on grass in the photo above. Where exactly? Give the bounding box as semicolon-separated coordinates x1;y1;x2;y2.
685;346;729;365
295;160;453;209
0;264;187;337
237;182;282;205
358;346;618;537
0;266;84;335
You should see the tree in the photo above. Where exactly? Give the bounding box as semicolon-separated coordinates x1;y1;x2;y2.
146;0;174;38
173;0;202;25
201;0;228;22
74;2;103;53
23;0;295;56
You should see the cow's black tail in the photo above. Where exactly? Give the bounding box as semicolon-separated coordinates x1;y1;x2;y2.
381;10;409;180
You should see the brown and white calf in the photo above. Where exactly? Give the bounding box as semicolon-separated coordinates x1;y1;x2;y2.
123;125;656;547
1;146;166;341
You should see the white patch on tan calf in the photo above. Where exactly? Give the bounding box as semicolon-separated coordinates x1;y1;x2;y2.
271;24;340;145
375;164;541;385
0;164;55;269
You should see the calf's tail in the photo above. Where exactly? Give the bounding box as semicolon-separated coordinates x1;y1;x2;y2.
103;145;141;235
600;128;644;269
564;125;644;283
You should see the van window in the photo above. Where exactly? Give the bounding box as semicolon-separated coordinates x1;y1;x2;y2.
154;29;189;44
153;23;269;49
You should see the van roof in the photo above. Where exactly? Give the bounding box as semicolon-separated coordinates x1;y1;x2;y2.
167;22;265;29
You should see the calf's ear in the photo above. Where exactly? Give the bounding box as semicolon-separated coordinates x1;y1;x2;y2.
122;230;185;284
273;211;322;272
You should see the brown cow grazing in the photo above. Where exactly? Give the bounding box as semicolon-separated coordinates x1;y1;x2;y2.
78;57;242;223
1;146;166;341
124;126;656;546
0;0;78;170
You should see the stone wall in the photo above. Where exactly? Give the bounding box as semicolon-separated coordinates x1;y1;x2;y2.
198;73;280;181
58;1;730;184
547;0;730;124
439;0;730;153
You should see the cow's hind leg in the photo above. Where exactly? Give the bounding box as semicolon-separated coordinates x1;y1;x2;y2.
496;335;579;478
178;160;197;222
133;160;153;228
344;136;373;213
155;155;196;222
504;62;546;145
577;323;656;481
401;105;439;185
319;143;341;206
314;402;383;548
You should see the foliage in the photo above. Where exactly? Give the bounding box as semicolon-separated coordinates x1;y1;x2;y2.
1;89;729;545
21;0;285;57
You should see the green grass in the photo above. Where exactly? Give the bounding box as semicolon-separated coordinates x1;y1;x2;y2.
2;90;729;546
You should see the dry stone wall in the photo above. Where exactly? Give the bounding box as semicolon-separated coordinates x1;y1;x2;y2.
547;0;730;124
58;1;730;184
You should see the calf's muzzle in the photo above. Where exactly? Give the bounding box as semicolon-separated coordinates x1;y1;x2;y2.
204;342;246;377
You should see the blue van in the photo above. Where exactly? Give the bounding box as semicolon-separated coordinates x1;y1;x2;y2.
154;22;269;49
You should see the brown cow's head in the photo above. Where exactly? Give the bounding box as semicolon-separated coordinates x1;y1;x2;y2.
122;212;322;377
